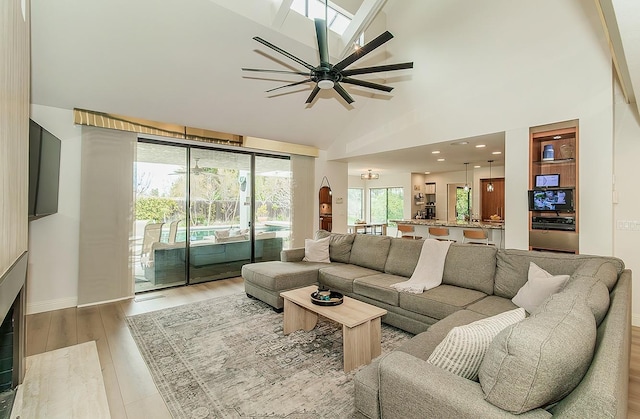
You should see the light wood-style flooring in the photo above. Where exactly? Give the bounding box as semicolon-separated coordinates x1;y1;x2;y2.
24;276;640;418
25;277;244;419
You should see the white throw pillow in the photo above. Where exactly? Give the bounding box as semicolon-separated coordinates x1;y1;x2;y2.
302;236;331;263
511;262;570;313
427;308;526;381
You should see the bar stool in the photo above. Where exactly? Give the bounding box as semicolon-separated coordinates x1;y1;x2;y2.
462;229;490;245
397;224;422;240
428;227;455;242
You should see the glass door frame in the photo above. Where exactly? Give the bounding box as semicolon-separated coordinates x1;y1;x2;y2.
135;138;290;291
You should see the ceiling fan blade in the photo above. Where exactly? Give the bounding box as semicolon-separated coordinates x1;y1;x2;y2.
341;77;393;92
242;68;310;76
315;19;329;66
265;79;312;93
341;62;414;77
305;86;321;104
253;36;316;71
333;83;354;104
333;31;394;72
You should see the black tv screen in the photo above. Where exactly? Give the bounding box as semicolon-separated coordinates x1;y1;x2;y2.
29;119;61;220
528;189;574;212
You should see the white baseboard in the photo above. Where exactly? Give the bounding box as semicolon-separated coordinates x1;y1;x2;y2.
27;297;78;315
77;295;132;308
632;313;640;327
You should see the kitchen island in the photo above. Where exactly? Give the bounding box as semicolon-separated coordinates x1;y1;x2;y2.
390;219;504;248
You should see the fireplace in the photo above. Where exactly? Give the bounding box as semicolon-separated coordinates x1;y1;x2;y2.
0;253;27;418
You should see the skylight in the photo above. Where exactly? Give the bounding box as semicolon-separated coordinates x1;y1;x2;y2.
290;0;352;36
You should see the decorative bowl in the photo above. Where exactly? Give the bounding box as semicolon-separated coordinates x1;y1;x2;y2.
310;289;344;306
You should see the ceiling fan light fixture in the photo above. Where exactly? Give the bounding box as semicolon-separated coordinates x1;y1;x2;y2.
318;79;334;89
361;169;379;180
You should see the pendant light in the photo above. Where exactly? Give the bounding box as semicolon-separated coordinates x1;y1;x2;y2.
463;162;470;192
487;160;494;192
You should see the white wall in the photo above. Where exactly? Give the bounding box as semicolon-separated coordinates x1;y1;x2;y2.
613;81;640;325
327;0;614;254
28;105;82;313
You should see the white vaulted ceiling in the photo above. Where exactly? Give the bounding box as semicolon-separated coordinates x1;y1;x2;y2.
30;0;640;174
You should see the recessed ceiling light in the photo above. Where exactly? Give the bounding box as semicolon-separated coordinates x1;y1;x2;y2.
431;151;440;154
424;171;431;175
451;141;469;146
553;135;562;139
437;158;445;162
474;165;481;168
492;151;502;155
475;144;486;148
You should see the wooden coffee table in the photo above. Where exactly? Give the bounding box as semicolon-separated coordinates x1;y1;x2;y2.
280;285;387;372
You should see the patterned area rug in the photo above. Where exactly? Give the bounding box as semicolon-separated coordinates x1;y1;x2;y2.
126;293;412;418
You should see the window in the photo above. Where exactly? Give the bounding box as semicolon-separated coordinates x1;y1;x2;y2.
348;188;363;224
370;188;404;224
456;187;472;221
291;0;353;36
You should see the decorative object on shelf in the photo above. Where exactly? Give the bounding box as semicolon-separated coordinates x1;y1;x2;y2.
242;0;413;105
542;144;555;161
463;162;470;192
487;160;494;192
560;143;574;159
361;169;380;180
310;286;344;306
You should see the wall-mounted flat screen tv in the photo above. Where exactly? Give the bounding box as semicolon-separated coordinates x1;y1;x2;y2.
29;119;61;220
535;174;560;188
528;188;574;212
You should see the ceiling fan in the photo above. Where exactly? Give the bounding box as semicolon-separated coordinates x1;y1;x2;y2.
171;158;205;176
242;18;413;105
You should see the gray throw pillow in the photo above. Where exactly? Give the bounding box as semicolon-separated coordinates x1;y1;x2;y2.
478;301;596;414
315;230;355;263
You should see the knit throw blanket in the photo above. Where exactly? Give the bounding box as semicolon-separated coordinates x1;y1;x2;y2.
391;239;452;294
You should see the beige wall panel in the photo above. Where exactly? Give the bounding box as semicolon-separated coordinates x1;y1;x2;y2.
0;0;29;277
78;127;135;305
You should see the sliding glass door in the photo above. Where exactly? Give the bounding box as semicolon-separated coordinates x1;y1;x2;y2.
188;148;252;284
133;141;290;292
255;155;291;252
134;142;188;292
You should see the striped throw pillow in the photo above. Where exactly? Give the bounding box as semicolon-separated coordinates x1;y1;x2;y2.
427;308;526;381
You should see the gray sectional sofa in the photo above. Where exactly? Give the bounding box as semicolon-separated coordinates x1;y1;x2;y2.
241;230;631;418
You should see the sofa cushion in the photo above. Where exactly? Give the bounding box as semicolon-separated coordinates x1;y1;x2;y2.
241;261;324;290
494;249;605;299
541;277;610;327
399;284;486;320
442;244;497;295
570;259;621;291
466;296;519;317
315;230;355;263
349;234;392;271
511;262;570;313
318;264;380;293
427;308;526;381
479;299;596;414
353;273;402;306
384;238;423;278
302;236;331;263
